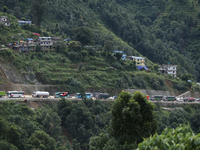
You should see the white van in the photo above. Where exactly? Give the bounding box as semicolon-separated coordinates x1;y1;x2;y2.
32;91;49;98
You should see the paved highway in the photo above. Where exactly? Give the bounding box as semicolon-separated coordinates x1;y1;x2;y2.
1;96;200;107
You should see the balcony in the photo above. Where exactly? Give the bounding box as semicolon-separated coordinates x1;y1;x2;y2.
36;41;53;46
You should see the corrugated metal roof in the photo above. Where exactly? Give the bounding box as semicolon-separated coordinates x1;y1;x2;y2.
131;56;145;59
27;38;34;41
137;66;148;70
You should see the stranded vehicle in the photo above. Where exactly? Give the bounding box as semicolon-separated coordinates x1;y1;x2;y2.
7;91;25;98
54;92;69;98
32;91;49;98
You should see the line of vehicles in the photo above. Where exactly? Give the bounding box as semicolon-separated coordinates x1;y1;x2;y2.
1;91;199;102
149;95;199;102
0;91;112;100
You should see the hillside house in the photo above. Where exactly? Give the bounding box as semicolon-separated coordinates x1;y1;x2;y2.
0;16;10;26
18;20;31;26
13;45;36;51
127;56;148;70
113;51;127;60
37;37;52;49
159;65;177;77
26;38;34;44
84;45;95;50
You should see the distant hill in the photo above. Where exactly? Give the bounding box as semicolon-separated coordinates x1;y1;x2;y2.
0;0;200;92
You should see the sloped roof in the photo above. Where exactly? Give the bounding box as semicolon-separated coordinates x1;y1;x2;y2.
137;66;148;70
27;38;34;41
52;37;61;40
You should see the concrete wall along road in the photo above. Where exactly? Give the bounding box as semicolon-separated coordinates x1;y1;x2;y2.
125;89;181;97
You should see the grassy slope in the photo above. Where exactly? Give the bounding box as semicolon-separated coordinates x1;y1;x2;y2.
0;1;199;92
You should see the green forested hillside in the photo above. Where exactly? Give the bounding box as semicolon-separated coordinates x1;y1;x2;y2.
0;0;200;89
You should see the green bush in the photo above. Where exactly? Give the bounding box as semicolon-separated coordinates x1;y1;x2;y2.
68;51;82;62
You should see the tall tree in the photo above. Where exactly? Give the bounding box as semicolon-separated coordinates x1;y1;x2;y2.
30;0;46;26
3;6;8;14
103;40;115;53
74;26;94;45
110;91;157;144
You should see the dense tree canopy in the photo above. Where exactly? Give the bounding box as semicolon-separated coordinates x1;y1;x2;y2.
110;91;157;144
89;91;157;149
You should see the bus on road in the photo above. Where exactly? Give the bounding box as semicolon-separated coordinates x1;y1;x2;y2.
152;95;163;101
54;92;69;98
164;96;176;101
7;91;25;98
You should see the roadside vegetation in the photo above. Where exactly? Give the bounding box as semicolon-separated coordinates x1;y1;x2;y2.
1;91;200;149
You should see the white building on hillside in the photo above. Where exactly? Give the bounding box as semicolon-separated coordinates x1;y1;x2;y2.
0;16;10;26
37;37;53;50
159;65;177;77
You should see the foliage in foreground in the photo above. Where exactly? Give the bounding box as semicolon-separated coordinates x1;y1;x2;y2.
89;91;157;149
138;125;200;150
57;98;111;149
0;101;73;150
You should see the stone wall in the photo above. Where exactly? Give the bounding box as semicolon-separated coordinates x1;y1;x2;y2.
125;89;182;97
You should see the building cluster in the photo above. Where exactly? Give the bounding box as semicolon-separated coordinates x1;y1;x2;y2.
0;15;32;26
12;37;62;51
0;15;177;77
113;51;177;77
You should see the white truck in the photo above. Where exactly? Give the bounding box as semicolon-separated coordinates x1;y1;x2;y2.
32;91;49;98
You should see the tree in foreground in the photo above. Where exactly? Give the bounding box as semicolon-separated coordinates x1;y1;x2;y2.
27;131;56;150
89;91;157;149
138;125;200;150
110;91;157;144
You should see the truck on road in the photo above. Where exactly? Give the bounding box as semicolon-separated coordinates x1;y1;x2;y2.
0;91;5;98
32;91;49;98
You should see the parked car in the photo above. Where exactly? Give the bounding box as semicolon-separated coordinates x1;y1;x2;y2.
176;97;184;102
196;98;200;102
108;95;117;100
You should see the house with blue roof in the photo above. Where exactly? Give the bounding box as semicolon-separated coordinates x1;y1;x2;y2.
127;56;148;71
113;51;127;60
18;20;31;26
26;38;34;44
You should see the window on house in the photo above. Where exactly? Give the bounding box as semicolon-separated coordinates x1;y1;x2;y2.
138;59;139;61
42;38;44;40
41;42;43;44
173;67;175;69
47;42;48;44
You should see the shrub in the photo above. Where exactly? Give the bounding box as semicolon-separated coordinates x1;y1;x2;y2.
68;51;82;62
54;42;67;53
